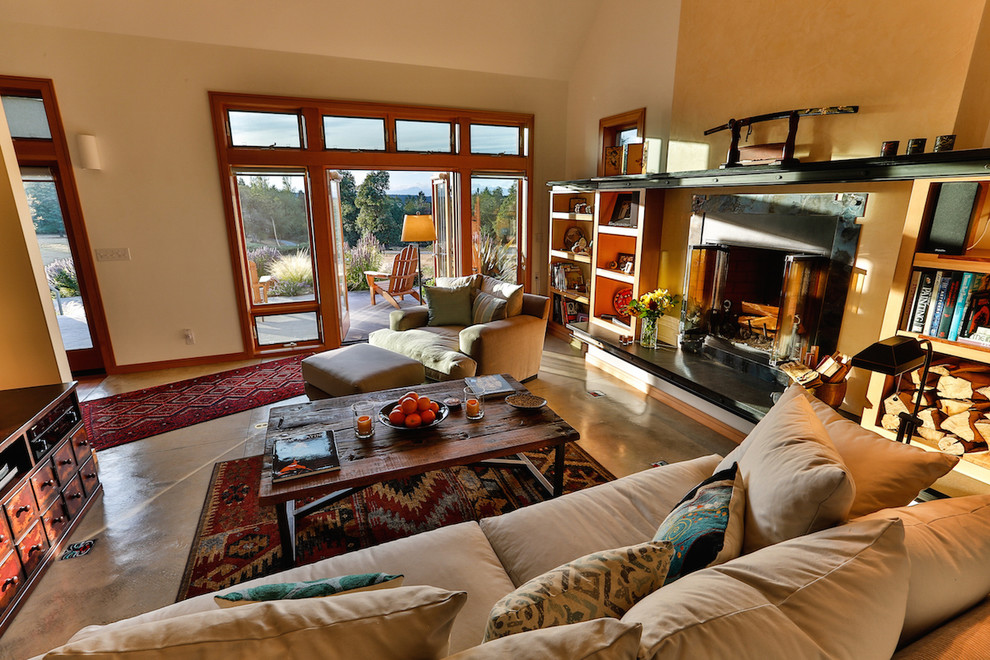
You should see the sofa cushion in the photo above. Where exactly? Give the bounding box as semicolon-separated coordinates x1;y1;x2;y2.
718;385;855;552
426;284;473;326
480;455;721;586
472;291;507;324
213;573;403;608
861;494;990;645
437;274;481;293
69;522;511;656
622;517;909;660
369;328;478;381
799;386;959;516
447;619;642;659
483;540;673;641
45;586;466;660
480;275;523;317
652;463;745;583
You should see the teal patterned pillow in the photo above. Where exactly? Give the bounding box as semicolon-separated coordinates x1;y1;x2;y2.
653;464;745;583
473;291;508;324
483;541;672;641
214;573;403;608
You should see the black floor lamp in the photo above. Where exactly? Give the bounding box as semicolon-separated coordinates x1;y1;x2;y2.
851;335;933;443
401;214;437;301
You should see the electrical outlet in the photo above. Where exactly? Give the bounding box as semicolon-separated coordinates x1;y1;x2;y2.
95;248;131;261
183;328;195;345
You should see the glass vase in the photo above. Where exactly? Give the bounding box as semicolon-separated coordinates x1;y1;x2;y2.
640;316;659;349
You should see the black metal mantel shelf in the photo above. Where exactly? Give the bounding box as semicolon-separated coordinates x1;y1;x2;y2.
549;148;990;191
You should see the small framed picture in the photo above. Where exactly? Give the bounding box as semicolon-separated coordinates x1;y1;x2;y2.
616;253;635;273
568;197;586;213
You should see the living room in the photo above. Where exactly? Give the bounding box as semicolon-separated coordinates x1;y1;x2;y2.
3;1;990;658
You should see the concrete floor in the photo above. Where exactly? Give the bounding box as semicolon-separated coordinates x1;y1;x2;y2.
0;337;736;660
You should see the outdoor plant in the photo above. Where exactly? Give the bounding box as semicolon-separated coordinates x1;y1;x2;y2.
345;233;385;290
269;250;314;297
247;246;281;276
46;258;80;297
479;234;515;282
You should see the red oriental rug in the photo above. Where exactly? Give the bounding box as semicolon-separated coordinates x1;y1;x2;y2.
81;356;307;452
176;444;614;601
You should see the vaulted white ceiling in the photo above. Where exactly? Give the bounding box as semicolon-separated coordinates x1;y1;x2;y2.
1;0;606;80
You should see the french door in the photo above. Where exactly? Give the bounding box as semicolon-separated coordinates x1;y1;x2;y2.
431;173;458;279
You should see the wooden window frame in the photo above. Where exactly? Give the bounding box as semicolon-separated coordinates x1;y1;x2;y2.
209;92;534;358
598;108;646;176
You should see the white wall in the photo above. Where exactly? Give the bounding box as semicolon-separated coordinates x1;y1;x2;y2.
0;21;569;369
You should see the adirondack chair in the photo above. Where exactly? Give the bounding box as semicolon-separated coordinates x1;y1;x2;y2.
364;245;422;309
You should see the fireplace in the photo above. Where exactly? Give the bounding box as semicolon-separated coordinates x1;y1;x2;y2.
681;193;866;380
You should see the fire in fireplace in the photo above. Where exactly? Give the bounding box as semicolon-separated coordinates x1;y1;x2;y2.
681;193;866;369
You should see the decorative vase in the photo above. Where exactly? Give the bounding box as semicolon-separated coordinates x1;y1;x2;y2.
640;316;659;349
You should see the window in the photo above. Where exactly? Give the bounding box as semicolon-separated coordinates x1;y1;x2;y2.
323;116;386;151
228;110;303;148
1;95;51;139
395;119;453;153
470;124;521;155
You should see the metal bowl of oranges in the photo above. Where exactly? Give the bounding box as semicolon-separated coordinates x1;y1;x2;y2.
378;391;450;430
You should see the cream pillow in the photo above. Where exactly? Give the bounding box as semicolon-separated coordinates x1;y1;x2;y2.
480;275;523;317
622;518;909;660
448;619;642;659
798;386;959;516
718;385;855;552
861;494;990;645
43;586;466;659
484;541;673;641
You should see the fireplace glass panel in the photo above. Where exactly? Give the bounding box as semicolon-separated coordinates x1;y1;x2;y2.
772;255;829;363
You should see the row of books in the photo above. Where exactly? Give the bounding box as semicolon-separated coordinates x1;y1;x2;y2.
902;269;990;344
550;261;586;293
551;293;588;326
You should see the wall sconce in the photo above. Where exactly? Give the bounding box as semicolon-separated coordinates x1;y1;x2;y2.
77;134;101;170
851;335;933;443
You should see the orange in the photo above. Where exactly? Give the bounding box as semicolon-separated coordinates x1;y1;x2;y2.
429;401;440;413
400;398;418;414
416;396;432;412
403;391;419;401
420;409;436;425
404;412;422;428
388;409;405;425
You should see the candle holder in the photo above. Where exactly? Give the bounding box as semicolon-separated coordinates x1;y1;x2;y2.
463;386;485;421
352;401;376;439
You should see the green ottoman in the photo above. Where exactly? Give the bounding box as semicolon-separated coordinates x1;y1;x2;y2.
301;344;426;400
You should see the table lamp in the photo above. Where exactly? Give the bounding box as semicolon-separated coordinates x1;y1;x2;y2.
851;335;933;443
401;214;437;301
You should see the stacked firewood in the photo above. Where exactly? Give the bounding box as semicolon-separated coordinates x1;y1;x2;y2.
881;358;990;455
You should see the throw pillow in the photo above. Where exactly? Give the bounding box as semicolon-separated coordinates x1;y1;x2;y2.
472;291;508;324
861;493;990;645
437;274;481;293
622;518;910;660
45;586;467;660
718;385;855;553
483;540;673;642
796;385;959;516
426;284;473;326
652;464;745;583
480;275;524;317
447;619;642;659
213;573;403;608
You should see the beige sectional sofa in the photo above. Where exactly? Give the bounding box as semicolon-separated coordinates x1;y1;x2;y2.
369;275;550;382
36;387;990;659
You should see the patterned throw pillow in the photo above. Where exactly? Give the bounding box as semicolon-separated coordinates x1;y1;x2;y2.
473;291;508;324
425;284;473;326
653;464;745;583
213;573;403;608
483;541;673;641
480;276;524;317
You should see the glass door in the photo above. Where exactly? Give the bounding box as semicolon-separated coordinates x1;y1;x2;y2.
431;174;458;279
327;171;349;340
470;174;524;283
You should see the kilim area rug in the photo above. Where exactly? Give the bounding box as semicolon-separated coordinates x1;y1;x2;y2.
81;355;307;451
177;444;614;601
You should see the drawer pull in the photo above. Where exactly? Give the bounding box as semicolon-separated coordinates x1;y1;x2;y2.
85;473;97;479
2;577;16;591
28;544;43;555
15;506;30;517
76;440;89;447
59;459;73;466
69;493;82;500
41;479;55;488
52;516;65;523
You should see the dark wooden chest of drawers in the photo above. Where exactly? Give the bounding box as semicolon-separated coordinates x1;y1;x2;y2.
0;382;101;635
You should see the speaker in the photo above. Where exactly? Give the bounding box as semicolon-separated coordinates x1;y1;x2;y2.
924;182;981;255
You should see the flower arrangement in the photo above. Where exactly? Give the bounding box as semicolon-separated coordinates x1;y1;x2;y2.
625;289;680;320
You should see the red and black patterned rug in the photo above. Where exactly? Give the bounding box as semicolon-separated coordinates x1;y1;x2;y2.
176;444;614;601
81;356;307;452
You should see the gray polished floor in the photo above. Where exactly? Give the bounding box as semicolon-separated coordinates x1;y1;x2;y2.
0;337;736;660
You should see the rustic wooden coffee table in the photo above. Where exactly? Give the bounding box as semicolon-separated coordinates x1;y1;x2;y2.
258;375;579;566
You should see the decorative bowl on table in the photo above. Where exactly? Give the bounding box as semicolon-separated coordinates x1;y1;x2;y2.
377;399;450;430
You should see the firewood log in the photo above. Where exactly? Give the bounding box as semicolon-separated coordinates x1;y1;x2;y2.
880;414;901;432
940;411;987;443
937;399;990;416
938;436;966;455
974;420;990;449
937;372;990;401
741;301;779;318
918;426;946;444
884;391;936;416
911;369;941;389
949;362;990;374
917;408;945;430
976;386;990;401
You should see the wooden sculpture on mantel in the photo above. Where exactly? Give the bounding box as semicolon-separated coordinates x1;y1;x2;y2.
705;105;859;168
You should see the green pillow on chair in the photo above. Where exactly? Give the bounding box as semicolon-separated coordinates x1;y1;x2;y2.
426;284;473;326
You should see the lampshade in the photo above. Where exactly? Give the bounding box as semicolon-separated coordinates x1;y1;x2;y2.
401;214;436;242
850;336;928;376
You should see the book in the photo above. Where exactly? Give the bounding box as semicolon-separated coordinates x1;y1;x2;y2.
899;269;923;331
464;374;514;395
963;291;990;338
924;270;945;335
947;272;975;341
272;430;340;482
935;272;962;338
909;270;937;333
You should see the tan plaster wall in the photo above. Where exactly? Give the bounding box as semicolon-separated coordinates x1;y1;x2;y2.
0;21;568;367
